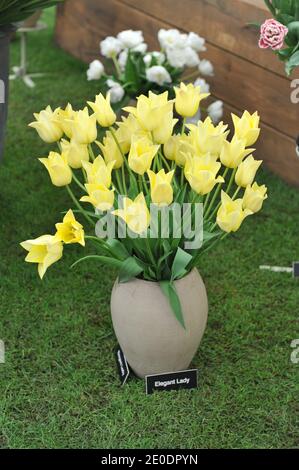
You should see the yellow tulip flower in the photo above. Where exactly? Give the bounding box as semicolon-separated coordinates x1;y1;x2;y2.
39;151;72;187
128;136;159;175
80;183;115;212
29;105;63;143
235;155;262;188
174;82;210;117
97;131;124;169
87;93;116;127
164;134;194;166
188;117;229;157
148;169;175;206
57;103;76;139
124;91;173;132
152;111;178;144
220;136;254;169
232;111;260;147
55;209;85;246
20;234;63;279
115;115;142;154
82;156;115;186
243;182;268;213
60;138;89;169
112;193;150;234
71;107;97;144
185;154;225;195
217;191;252;233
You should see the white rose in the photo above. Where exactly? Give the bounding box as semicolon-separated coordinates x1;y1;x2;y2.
107;79;125;103
117;30;144;49
207;100;223;123
132;42;148;53
143;53;152;66
198;59;214;76
87;60;105;81
118;49;128;71
158;28;187;49
100;36;123;58
166;47;186;68
187;32;206;52
152;51;165;64
194;77;210;94
146;65;172;86
184;47;200;67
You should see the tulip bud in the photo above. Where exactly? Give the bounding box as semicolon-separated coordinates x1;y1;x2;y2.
243;182;268;213
60;138;89;169
82;156;115;186
235;155;262;188
97;131;124;169
71;108;97;145
112;193;150;234
174;82;210;117
148;169;174;206
55;209;85;246
20;235;63;279
87;93;116;127
232;111;260;147
39;152;72;187
29;105;63;143
217;191;252;233
128;136;159;175
184;154;224;195
80;183;115;212
220;136;253;169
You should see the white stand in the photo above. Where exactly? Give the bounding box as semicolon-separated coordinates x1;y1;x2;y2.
9;22;47;88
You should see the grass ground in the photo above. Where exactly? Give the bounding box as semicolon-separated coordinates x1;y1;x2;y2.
0;8;298;449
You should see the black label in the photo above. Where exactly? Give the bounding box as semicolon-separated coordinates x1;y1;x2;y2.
115;346;130;385
145;369;198;394
293;262;299;278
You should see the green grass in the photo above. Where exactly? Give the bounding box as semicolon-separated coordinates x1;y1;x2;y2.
0;8;298;449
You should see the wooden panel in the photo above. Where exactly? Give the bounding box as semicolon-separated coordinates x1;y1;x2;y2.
121;0;294;78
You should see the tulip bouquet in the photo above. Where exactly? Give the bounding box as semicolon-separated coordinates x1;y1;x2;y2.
86;28;223;123
259;0;299;75
22;83;267;327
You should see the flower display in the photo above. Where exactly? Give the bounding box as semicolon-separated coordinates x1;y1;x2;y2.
258;1;299;75
22;85;267;326
86;28;223;123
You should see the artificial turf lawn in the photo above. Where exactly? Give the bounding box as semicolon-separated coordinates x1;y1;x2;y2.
0;8;298;449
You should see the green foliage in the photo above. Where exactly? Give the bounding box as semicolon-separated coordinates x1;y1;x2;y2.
0;0;63;27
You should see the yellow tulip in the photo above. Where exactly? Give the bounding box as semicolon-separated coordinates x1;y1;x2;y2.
220;136;254;169
97;131;123;169
152;111;178;144
55;209;85;246
164;134;194;166
39;151;72;187
174;82;210;117
184;154;224;195
232;111;260;147
71;107;97;144
235;155;262;188
243;182;268;213
29;105;63;143
20;234;63;279
128;136;159;175
82;155;114;186
87;92;116;127
60;138;89;169
217;191;252;233
148;169;175;206
80;183;115;211
115;115;142;154
112;193;150;234
124;91;173;132
57;103;76;139
188;117;229;157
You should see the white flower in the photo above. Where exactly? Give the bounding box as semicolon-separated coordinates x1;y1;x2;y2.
117;30;144;49
143;54;152;66
158;28;187;49
107;79;125;103
194;77;210;94
100;36;123;58
146;65;172;86
132;42;148;53
144;51;165;67
118;49;128;71
187;32;206;52
87;60;105;81
184;47;200;67
198;59;214;76
207;100;223;123
166;47;186;68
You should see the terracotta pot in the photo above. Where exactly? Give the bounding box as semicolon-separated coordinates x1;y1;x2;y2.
111;268;208;378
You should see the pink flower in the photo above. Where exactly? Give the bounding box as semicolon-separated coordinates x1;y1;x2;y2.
259;19;288;50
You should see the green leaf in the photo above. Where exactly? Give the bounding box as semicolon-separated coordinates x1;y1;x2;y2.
71;255;122;270
160;281;185;329
118;257;144;283
285;49;299;74
171;247;193;281
106;238;130;260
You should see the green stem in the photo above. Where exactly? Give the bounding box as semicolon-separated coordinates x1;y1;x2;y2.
66;185;94;227
72;171;85;192
181;117;186;135
226;168;237;195
111;53;122;80
88;144;95;162
145;237;156;268
204;167;229;220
